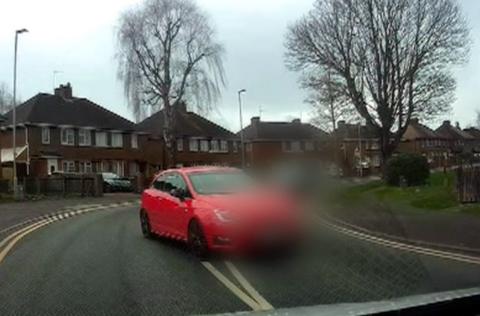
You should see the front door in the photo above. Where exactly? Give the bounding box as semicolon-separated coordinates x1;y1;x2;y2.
47;159;58;175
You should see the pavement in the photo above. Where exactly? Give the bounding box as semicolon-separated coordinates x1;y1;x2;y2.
1;203;480;315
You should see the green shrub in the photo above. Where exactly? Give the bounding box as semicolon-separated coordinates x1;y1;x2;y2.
385;153;430;187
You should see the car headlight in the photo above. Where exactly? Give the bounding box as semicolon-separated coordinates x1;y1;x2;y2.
214;209;234;223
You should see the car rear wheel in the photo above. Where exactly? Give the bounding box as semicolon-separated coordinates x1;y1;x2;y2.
188;220;208;258
140;210;153;239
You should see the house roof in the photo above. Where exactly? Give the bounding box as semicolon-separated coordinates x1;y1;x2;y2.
240;117;328;140
435;121;474;140
1;93;135;131
463;127;480;139
403;119;440;140
333;121;378;139
136;105;237;139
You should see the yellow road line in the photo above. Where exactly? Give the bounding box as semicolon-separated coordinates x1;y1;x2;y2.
225;261;274;311
0;219;56;264
201;261;262;311
318;217;480;265
0;219;51;250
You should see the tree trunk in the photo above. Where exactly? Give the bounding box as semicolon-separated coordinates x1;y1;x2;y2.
163;101;176;169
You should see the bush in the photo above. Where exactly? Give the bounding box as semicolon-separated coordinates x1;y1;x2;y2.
385;153;430;187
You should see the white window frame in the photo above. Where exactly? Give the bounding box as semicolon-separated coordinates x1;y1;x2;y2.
210;140;219;152
41;127;50;144
177;138;184;152
305;141;314;151
111;133;123;148
220;140;228;153
95;132;108;147
78;129;91;146
61;128;75;146
62;160;76;173
291;141;301;152
131;134;138;149
200;140;209;152
189;138;198;152
233;141;239;153
79;161;92;173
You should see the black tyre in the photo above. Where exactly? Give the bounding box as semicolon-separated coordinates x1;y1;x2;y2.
188;220;209;258
140;209;153;239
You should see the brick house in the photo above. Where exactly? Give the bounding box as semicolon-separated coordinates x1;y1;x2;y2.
398;118;449;168
333;121;381;176
136;102;241;168
239;117;329;168
0;83;149;178
463;127;480;159
435;120;476;161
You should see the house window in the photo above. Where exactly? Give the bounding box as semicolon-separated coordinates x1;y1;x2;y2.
220;140;228;152
291;141;301;152
95;132;108;147
200;140;209;152
210;140;219;152
111;133;123;148
305;141;314;151
78;129;91;146
189;139;198;152
62;160;76;173
129;162;139;176
131;134;138;149
41;127;50;144
79;161;92;173
246;143;252;152
61;128;74;145
101;160;110;172
177;138;183;152
233;141;239;153
112;161;124;176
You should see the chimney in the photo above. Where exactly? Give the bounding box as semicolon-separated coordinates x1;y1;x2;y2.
292;118;301;124
455;121;460;129
443;120;451;126
176;101;187;112
54;82;73;99
251;116;260;126
410;117;419;124
337;120;346;129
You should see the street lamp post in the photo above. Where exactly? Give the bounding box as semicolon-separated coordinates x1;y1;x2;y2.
238;89;246;169
12;28;28;199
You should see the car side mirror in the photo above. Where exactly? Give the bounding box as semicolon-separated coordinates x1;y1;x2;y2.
170;188;187;201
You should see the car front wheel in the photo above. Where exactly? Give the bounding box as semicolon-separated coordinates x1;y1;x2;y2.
188;220;209;258
140;209;153;239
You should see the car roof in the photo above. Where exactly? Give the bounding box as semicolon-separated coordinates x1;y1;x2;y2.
159;166;240;176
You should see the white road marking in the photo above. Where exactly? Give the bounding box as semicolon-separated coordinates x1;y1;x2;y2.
225;261;274;310
317;216;480;265
201;261;263;311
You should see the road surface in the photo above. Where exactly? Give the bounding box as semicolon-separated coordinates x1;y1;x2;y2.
1;204;480;315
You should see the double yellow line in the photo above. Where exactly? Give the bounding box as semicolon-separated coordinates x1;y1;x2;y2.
0;202;136;265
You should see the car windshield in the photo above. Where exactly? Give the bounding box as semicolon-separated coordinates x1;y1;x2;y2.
102;173;119;179
188;171;254;195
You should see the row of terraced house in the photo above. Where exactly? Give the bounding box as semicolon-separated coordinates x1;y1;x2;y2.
0;83;478;180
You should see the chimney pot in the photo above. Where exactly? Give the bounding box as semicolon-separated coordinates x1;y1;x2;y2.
54;82;73;99
251;116;260;126
443;120;451;126
292;118;301;124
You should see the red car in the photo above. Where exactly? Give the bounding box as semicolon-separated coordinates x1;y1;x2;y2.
140;166;301;257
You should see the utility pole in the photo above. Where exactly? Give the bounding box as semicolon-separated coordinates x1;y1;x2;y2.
238;89;246;169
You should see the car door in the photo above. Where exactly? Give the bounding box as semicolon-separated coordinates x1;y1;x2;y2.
148;174;168;233
163;172;192;238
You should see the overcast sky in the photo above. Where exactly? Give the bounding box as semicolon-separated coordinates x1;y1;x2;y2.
0;0;479;132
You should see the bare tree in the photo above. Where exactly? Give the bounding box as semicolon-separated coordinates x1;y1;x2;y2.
285;0;470;170
0;82;13;114
304;70;354;132
116;0;225;166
